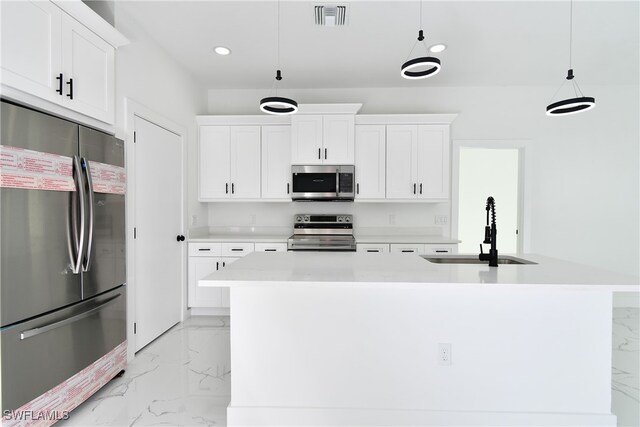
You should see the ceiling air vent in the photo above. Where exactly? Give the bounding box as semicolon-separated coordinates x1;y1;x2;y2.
314;5;348;26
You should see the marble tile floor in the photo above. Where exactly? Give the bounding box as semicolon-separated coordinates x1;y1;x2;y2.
60;310;639;427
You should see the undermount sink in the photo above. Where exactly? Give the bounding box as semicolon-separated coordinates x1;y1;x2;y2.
421;255;537;265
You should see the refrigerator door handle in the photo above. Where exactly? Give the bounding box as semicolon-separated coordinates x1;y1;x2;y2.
20;293;121;340
69;156;86;274
81;158;95;272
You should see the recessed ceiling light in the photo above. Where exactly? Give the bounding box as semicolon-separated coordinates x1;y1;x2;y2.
214;46;231;56
429;43;447;53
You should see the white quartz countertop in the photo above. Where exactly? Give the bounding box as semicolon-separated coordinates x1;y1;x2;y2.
355;235;460;244
200;252;639;291
189;234;290;243
189;233;458;244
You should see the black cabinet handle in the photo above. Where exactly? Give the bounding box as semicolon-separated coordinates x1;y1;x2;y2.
231;183;235;194
367;249;379;253
198;248;211;252
56;73;63;95
435;250;449;253
225;183;229;194
66;78;73;99
216;261;219;270
420;183;423;194
222;261;226;267
265;249;277;252
231;248;243;252
324;148;327;159
287;183;290;194
318;148;321;159
356;183;360;194
413;183;416;194
176;235;185;242
402;249;414;253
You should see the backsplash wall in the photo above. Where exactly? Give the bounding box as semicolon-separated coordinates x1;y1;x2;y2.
207;202;451;235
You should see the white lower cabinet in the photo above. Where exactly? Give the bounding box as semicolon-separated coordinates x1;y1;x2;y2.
255;242;287;252
389;243;459;255
188;242;254;308
356;243;390;253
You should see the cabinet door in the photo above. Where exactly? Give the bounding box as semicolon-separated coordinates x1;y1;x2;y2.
291;115;323;164
219;257;241;307
230;126;261;199
417;125;450;199
60;12;115;124
261;125;292;199
390;244;425;254
323;115;355;164
188;256;223;307
0;1;62;103
200;126;231;199
386;125;417;199
355;125;386;199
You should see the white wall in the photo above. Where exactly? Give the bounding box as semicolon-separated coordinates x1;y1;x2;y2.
113;6;208;231
207;85;639;278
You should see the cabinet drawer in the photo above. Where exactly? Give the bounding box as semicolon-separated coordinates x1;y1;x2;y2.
189;242;222;257
390;244;424;254
423;244;458;255
356;244;390;254
254;242;287;252
221;242;255;257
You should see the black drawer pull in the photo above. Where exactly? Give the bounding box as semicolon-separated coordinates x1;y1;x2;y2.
265;249;277;252
401;249;414;253
367;249;380;253
198;248;211;251
231;248;243;252
435;250;449;253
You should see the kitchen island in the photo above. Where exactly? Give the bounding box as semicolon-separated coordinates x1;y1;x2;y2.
200;252;638;426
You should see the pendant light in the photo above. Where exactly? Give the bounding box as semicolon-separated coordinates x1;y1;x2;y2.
260;0;297;115
401;0;441;79
546;0;595;116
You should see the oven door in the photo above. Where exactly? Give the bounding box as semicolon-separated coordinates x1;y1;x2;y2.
291;165;354;200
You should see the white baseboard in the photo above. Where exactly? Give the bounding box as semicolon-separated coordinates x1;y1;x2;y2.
189;307;230;316
228;406;616;426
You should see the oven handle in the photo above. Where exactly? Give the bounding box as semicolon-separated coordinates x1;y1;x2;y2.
336;168;339;197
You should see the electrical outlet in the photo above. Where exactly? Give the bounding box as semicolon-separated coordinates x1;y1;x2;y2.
435;215;448;225
438;343;452;366
389;214;396;225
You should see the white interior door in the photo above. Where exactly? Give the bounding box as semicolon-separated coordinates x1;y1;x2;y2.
134;116;182;352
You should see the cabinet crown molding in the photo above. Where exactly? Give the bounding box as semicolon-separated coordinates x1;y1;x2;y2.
296;104;362;114
355;114;458;125
52;1;129;47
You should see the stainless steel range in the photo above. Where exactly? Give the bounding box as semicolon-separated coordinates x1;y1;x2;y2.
287;214;356;251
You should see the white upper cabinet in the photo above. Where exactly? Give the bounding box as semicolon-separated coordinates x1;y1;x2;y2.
386;124;450;200
0;1;62;104
0;1;120;125
261;125;292;200
60;12;114;124
386;125;418;199
199;126;261;200
355;125;386;200
291;114;355;164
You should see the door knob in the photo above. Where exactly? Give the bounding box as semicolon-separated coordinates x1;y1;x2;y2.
176;235;185;242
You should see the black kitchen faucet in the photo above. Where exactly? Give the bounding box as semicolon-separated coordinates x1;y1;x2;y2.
479;196;498;267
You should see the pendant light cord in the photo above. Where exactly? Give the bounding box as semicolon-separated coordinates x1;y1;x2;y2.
569;0;573;69
406;0;430;60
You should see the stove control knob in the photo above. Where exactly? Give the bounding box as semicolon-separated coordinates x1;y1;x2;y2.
344;216;350;223
337;217;343;222
295;216;302;222
304;215;310;222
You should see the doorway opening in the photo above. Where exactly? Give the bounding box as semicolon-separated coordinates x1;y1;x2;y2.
452;141;530;254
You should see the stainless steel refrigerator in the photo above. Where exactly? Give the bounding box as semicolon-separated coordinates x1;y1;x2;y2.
1;101;126;411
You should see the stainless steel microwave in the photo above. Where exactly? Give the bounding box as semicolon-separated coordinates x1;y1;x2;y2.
291;165;355;201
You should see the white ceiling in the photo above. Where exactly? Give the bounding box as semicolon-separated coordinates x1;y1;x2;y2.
115;1;639;90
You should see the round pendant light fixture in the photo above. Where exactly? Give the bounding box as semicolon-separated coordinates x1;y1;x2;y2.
401;1;442;80
546;0;595;116
260;70;298;115
260;1;297;115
